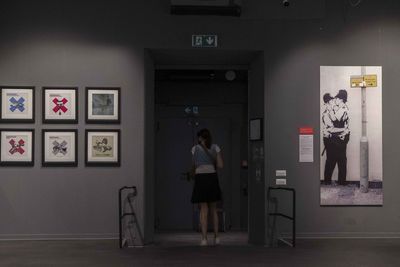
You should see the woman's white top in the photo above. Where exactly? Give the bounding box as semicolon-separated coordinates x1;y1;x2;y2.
191;144;221;174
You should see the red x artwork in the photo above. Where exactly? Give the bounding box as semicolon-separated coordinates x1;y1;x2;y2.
9;139;25;155
52;98;68;114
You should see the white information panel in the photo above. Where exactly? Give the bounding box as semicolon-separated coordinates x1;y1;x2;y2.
299;135;313;162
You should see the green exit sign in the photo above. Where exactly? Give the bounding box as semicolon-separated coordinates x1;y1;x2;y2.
192;35;218;48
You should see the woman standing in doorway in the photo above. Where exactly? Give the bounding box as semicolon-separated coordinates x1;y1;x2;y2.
191;128;224;246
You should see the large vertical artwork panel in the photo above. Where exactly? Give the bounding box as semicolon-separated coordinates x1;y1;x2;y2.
320;66;382;206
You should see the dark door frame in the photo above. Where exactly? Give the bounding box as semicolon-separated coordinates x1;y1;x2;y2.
144;49;266;245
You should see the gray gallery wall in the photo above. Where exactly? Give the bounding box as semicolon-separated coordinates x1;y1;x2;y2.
1;0;400;241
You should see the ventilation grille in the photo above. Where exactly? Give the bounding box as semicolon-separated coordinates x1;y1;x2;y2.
171;0;241;16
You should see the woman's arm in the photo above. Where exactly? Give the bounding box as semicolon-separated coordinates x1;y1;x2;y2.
191;146;196;169
216;152;223;169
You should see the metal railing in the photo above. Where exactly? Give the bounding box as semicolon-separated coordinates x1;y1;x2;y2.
118;186;143;248
267;187;296;247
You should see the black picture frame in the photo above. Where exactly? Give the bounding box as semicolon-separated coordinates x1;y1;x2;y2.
85;87;121;124
0;86;35;123
0;129;35;166
85;129;120;167
249;118;263;141
42;87;78;124
42;129;78;167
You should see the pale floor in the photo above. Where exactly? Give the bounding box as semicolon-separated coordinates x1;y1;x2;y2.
1;232;400;266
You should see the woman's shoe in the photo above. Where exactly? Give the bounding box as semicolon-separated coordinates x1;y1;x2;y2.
200;238;207;246
214;237;220;246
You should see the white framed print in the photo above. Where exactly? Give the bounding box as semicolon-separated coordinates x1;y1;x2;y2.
42;129;77;167
85;129;120;166
86;87;120;123
0;129;34;166
0;86;35;123
42;87;78;123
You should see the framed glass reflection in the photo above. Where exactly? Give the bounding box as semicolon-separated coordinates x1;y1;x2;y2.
249;118;263;141
86;87;120;123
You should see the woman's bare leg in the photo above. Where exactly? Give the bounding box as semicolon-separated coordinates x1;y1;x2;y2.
199;202;208;240
209;202;218;238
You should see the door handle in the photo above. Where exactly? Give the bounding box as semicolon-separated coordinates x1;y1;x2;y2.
180;172;191;181
242;184;248;196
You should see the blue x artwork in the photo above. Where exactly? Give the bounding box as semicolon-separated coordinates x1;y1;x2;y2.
9;97;25;112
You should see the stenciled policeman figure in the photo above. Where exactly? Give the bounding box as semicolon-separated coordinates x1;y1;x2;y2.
322;93;335;184
322;90;350;185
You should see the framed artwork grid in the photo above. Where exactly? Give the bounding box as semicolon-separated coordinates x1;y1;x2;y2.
0;129;34;166
85;129;120;166
0;86;35;123
42;87;78;124
42;129;78;167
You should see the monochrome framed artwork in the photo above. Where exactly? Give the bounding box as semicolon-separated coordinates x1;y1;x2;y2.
249;118;263;141
42;87;78;123
0;129;34;166
42;129;77;167
86;87;120;123
0;86;35;123
85;129;120;166
320;66;382;206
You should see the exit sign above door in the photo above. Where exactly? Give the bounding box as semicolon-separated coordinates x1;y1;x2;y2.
192;35;218;48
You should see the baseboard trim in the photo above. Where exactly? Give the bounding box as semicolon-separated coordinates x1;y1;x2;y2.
281;232;400;239
0;233;119;241
3;232;400;241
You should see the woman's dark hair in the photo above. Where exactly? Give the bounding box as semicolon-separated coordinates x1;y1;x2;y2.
197;128;212;149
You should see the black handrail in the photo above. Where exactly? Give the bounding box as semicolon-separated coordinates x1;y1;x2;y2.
119;186;142;248
267;187;296;247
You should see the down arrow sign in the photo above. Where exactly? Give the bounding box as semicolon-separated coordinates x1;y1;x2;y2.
205;37;214;45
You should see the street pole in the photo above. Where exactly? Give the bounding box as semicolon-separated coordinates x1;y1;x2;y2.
360;66;369;193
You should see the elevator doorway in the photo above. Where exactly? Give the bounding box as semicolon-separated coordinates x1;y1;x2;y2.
154;69;247;232
144;49;266;245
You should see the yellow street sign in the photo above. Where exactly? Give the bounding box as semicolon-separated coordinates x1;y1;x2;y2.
364;74;377;87
350;74;378;88
350;76;364;88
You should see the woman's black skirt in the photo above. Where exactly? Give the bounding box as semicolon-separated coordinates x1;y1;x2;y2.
191;173;222;203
